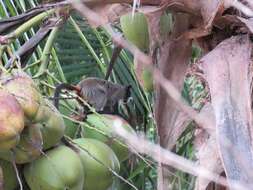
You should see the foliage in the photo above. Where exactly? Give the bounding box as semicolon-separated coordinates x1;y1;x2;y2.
0;0;226;190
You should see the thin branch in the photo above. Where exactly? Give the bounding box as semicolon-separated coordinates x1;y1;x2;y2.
11;151;23;190
244;0;253;10
61;107;157;169
112;120;251;190
228;0;253;17
36;25;60;76
0;166;3;190
78;0;161;6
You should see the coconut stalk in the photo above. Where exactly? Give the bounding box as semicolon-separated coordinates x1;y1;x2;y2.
36;25;60;76
0;7;52;35
6;18;61;69
0;46;7;63
51;48;67;82
1;9;56;44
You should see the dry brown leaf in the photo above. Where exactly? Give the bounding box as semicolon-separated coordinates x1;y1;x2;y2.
154;12;192;149
139;6;165;52
162;0;230;18
161;0;229;40
148;11;192;189
199;0;225;27
161;0;200;14
180;0;226;40
194;104;223;190
214;15;253;34
92;3;132;25
7;18;60;68
237;17;253;33
195;132;223;190
161;0;250;43
167;111;192;149
200;35;253;188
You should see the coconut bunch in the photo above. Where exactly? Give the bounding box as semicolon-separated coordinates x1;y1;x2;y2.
0;159;18;190
55;106;137;190
0;70;65;164
22;114;136;190
0;70;136;190
0;70;65;189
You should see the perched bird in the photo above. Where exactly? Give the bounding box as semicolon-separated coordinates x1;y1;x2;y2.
54;77;131;114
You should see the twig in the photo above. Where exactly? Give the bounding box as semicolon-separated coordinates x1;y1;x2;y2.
36;25;61;77
228;0;253;17
112;120;251;190
62;112;156;169
0;166;3;190
244;0;253;9
11;151;23;190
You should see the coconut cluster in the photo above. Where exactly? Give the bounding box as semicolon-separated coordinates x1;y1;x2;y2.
0;70;135;190
0;70;65;189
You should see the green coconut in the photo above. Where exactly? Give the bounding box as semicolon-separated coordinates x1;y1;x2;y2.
120;12;173;51
24;145;84;190
39;101;65;150
134;57;154;92
0;124;42;164
120;12;149;51
159;12;173;37
33;99;52;123
82;114;135;162
59;99;80;138
142;68;154;92
74;138;120;190
2;71;43;121
0;159;18;190
0;90;24;150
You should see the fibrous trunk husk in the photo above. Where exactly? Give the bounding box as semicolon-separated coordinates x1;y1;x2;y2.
147;11;192;189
